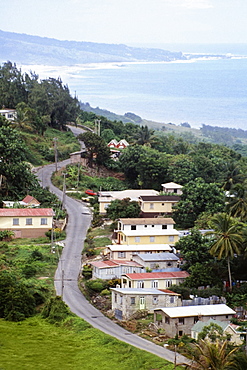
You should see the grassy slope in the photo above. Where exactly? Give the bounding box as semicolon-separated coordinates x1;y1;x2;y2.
0;316;179;370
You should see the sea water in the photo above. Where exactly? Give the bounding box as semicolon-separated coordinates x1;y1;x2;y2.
19;45;247;130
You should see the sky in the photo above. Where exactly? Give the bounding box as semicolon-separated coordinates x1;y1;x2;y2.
1;0;247;46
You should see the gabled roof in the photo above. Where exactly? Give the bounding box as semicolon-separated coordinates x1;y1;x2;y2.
134;253;179;262
0;208;54;217
118;218;175;225
22;195;40;204
139;195;180;202
123;271;189;280
161;182;183;189
90;260;142;269
155;304;235;318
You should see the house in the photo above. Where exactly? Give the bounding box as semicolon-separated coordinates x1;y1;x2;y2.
22;195;40;207
161;182;183;195
111;288;182;320
132;253;180;271
121;271;189;289
104;244;173;261
98;189;159;215
0;208;54;238
104;244;172;261
89;259;144;280
153;304;236;338
0;108;16;122
139;195;180;217
69;150;87;165
112;218;180;246
2;195;40;208
107;139;129;149
191;318;246;345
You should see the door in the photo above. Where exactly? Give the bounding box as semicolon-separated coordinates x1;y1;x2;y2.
140;297;145;310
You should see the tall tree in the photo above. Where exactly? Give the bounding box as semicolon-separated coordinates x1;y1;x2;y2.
206;213;244;291
78;131;110;167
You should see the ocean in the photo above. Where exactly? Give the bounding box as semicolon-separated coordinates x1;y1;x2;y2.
20;44;247;130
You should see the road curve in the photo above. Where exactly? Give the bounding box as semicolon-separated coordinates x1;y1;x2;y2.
36;162;189;366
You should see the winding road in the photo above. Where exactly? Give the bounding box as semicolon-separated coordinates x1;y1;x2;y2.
35;128;189;366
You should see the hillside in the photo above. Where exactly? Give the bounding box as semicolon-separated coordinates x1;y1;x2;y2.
0;30;185;66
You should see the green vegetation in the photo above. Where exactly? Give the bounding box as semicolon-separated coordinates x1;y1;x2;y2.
0;316;178;370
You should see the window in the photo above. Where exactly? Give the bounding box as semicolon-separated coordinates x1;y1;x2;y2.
152;280;158;288
162;203;164;206
144;225;147;228
115;293;117;303
118;252;126;258
165;316;170;324
152;225;154;227
137;281;144;288
129;281;131;288
150;236;155;242
140;297;145;305
170;297;174;304
194;316;198;324
135;236;140;243
166;280;172;288
26;218;32;225
120;295;123;305
131;225;136;230
41;218;47;225
13;218;19;225
167;262;172;267
153;296;158;304
130;297;135;305
169;236;174;242
178;317;184;325
150;203;154;209
162;225;167;229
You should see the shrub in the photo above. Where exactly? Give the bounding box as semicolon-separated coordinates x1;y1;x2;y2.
41;296;70;324
85;279;108;294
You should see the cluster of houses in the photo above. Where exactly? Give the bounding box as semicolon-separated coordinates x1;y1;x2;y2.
88;181;242;342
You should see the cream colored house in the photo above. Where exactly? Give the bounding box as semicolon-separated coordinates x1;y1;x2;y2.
121;271;189;289
112;218;179;246
191;318;246;345
154;304;235;338
0;208;54;238
98;189;159;215
104;244;172;261
0;108;16;122
111;288;181;320
161;182;183;195
139;195;180;217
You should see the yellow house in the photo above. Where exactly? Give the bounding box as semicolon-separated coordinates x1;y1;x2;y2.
98;189;159;215
139;195;180;217
113;218;180;246
0;208;54;238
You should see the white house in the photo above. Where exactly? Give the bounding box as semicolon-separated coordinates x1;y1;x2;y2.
161;182;183;195
90;259;144;279
0;108;16;122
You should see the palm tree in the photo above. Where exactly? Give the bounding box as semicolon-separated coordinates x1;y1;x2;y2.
187;339;238;370
206;213;244;291
226;183;247;222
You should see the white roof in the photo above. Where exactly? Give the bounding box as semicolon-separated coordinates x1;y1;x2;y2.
98;189;159;202
134;253;179;262
161;182;182;189
106;244;172;252
155;304;235;318
111;288;168;295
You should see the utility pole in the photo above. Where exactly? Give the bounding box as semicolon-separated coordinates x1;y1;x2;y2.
62;172;67;209
53;137;58;172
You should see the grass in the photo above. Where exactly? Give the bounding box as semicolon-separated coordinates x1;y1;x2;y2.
0;316;181;370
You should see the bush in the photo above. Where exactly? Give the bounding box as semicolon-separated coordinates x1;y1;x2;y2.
85;279;108;294
41;296;70;324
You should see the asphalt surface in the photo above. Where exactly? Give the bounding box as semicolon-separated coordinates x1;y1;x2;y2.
35;141;190;367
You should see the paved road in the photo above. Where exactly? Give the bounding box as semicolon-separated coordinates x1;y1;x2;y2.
36;158;189;367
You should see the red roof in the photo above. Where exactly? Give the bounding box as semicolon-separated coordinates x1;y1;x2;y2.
0;208;54;217
123;271;189;280
90;260;142;268
22;195;40;204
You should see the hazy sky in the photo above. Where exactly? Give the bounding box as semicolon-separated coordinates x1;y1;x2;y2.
1;0;247;45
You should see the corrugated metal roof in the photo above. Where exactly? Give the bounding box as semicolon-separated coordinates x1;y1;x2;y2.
123;271;189;280
118;218;175;225
191;318;229;333
134;253;179;261
139;195;180;202
0;208;54;216
22;195;40;204
155;304;235;318
90;260;142;268
106;244;172;251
